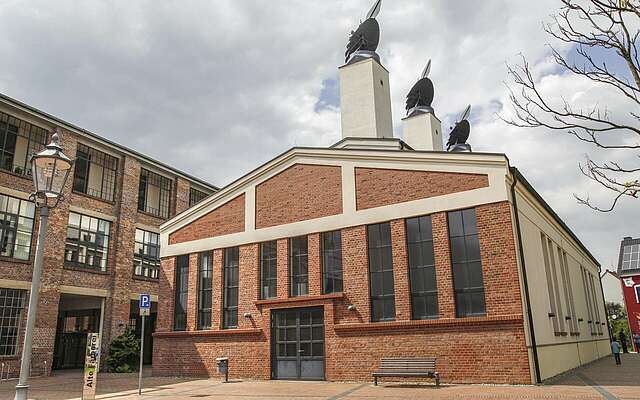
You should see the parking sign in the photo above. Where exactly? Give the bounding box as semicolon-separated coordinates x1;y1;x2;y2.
139;294;151;316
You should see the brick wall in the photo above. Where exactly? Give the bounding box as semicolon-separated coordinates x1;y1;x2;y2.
169;194;245;245
255;164;342;229
355;168;489;210
154;201;531;384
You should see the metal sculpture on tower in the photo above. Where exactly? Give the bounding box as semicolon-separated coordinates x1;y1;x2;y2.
345;0;382;65
446;105;472;152
405;59;434;117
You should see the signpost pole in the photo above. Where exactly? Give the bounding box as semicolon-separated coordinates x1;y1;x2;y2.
138;314;145;396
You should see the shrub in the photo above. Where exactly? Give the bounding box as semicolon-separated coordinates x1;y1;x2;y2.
106;328;140;373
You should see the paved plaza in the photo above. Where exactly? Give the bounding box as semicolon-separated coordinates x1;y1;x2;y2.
0;354;638;400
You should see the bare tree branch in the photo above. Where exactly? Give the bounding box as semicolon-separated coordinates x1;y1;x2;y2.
501;0;640;212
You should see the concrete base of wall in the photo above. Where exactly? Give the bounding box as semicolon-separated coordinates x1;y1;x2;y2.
537;338;610;381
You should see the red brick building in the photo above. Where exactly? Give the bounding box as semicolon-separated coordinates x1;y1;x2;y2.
155;144;610;384
617;236;640;351
154;27;610;383
0;93;216;377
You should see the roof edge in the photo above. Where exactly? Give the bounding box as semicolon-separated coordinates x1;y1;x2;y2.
511;166;600;268
0;92;218;191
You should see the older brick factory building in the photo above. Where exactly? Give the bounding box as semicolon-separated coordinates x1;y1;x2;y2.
0;93;216;377
153;54;611;383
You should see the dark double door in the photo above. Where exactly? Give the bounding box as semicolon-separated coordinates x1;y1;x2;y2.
271;307;325;380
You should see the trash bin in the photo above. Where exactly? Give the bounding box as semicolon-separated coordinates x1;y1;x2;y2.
215;357;229;382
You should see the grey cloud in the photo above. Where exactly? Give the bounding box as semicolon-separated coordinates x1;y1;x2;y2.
0;0;635;267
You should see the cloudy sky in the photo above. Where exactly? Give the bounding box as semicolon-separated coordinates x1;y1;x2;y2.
0;0;637;268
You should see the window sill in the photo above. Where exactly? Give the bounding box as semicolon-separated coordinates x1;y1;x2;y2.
254;293;344;307
333;314;524;334
0;355;20;360
63;264;110;275
137;210;169;221
153;328;262;338
0;255;32;265
71;190;116;205
0;168;32;181
132;274;159;283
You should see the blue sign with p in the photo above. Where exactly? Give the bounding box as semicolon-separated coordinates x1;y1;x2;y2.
139;294;151;309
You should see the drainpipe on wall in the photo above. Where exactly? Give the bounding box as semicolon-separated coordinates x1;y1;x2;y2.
510;167;542;384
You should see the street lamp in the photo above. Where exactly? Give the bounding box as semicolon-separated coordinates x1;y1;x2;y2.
15;129;73;400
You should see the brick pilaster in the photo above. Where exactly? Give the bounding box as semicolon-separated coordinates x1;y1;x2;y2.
276;239;289;298
186;253;199;331
432;212;456;319
211;249;223;329
308;233;321;296
157;257;175;332
238;244;259;329
339;226;370;323
391;219;411;321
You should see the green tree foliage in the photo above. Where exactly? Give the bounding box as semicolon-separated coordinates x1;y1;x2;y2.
106;328;140;373
606;301;631;344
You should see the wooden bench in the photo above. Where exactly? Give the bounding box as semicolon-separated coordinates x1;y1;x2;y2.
372;358;440;386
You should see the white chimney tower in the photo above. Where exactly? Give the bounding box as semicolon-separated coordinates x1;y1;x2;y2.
339;58;393;140
402;111;443;151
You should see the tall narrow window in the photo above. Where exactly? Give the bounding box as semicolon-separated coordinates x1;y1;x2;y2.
133;229;160;279
448;208;485;317
367;222;395;322
321;231;343;294
138;168;173;218
541;234;560;333
0;111;47;177
197;251;213;330
581;266;595;335
260;241;277;299
0;288;26;356
189;187;208;207
72;144;118;202
290;236;308;297
589;273;602;335
64;212;111;272
559;250;578;334
0;193;35;260
548;240;566;333
223;247;239;329
406;215;438;319
174;255;189;331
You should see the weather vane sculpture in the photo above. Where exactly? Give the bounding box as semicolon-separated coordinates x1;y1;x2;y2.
345;0;382;65
405;60;434;117
446;105;472;152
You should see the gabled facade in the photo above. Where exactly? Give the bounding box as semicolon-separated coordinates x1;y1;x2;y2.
155;146;609;383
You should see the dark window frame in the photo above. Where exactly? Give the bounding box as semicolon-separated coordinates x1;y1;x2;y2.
133;229;160;279
0;193;35;261
260;241;277;299
222;247;239;329
321;230;343;294
189;187;208;208
73;143;118;202
197;251;213;330
64;212;111;272
137;168;173;218
0;288;26;356
448;208;486;318
289;236;309;297
367;222;396;322
406;215;439;320
174;255;189;331
0;111;48;177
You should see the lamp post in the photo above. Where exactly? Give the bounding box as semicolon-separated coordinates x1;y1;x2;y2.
14;129;73;400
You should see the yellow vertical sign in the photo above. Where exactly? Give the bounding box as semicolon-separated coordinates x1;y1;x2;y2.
82;333;100;400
